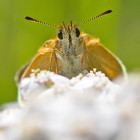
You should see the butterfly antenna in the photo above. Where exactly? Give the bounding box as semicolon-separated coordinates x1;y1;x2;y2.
76;10;112;26
25;16;59;28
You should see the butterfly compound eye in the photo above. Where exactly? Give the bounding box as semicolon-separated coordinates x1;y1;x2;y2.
58;30;63;40
75;28;80;37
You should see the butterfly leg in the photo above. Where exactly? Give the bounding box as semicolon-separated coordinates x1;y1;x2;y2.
49;50;53;71
77;52;84;73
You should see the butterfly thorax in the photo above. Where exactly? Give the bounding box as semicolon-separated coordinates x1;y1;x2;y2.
55;24;87;78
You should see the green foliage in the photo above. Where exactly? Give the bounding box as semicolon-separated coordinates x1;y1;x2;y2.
0;0;140;104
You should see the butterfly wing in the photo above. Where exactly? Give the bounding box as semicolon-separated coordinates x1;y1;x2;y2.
15;61;31;84
86;37;126;80
15;40;57;84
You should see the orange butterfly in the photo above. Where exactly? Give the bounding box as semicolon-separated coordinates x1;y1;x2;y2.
16;10;126;83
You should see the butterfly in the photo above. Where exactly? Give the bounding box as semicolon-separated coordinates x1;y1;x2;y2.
15;10;126;84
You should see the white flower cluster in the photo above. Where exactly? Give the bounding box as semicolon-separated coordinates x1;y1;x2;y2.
0;71;140;140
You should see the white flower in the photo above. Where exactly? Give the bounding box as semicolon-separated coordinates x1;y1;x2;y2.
1;71;140;140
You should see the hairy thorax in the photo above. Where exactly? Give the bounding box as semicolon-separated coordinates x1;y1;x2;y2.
55;35;88;78
57;54;82;78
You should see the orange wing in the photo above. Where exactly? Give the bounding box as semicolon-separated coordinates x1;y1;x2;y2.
84;35;126;80
16;40;57;83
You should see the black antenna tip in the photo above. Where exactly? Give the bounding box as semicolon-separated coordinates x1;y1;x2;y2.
25;16;34;20
106;9;113;14
100;10;113;16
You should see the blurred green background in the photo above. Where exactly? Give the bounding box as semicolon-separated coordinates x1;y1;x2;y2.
0;0;140;105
